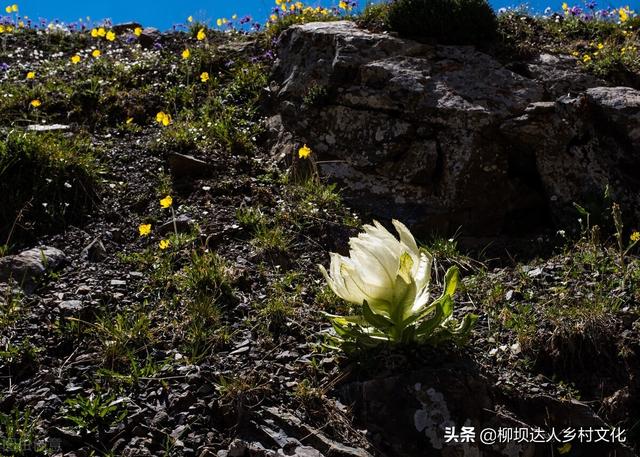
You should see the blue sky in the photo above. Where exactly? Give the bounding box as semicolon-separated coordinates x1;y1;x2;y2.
9;0;640;31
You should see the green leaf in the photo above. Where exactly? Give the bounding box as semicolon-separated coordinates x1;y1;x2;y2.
414;300;446;339
443;266;459;297
573;202;590;217
362;300;394;331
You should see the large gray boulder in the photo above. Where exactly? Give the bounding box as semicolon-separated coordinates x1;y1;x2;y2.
269;21;640;239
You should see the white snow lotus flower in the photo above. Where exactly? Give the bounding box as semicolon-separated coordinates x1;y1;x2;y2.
319;220;476;348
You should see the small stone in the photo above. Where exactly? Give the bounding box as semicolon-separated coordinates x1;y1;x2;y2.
76;285;91;295
139;27;160;48
110;280;127;287
168;153;212;178
27;123;70;132
81;238;107;262
58;300;84;314
112;22;142;34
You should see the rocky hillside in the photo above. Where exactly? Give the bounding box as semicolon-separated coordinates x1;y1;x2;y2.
269;21;640;245
0;12;639;457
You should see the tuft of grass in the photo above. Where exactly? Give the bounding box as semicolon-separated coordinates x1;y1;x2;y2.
236;205;267;230
0;286;23;327
252;222;292;253
63;391;127;433
94;310;153;369
0;131;100;244
0;408;43;454
175;251;235;362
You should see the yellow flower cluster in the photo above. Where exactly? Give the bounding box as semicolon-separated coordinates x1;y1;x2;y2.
631;231;640;242
90;27;116;41
618;6;631;22
156;111;172;126
0;24;15;33
4;3;17;13
138;196;175;252
181;48;190;59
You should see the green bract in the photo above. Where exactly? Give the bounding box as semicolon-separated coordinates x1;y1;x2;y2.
319;220;477;349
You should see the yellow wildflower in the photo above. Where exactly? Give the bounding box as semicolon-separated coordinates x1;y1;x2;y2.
197;28;206;40
4;5;10;13
138;223;152;236
0;25;4;33
187;15;193;22
126;117;133;124
134;26;142;36
160;195;173;208
631;231;640;242
156;111;172;126
97;27;106;37
339;0;349;10
10;3;16;11
619;7;628;22
232;14;237;19
91;28;98;37
200;71;209;82
597;43;604;50
298;144;311;159
562;2;568;11
582;54;591;63
159;239;171;250
571;50;580;57
106;30;116;41
92;49;101;58
270;14;278;21
30;99;41;108
71;54;81;64
182;48;190;59
26;71;35;79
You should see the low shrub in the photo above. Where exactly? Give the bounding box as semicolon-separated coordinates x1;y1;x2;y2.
387;0;497;45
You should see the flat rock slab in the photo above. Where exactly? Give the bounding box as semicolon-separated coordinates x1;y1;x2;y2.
27;124;70;132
